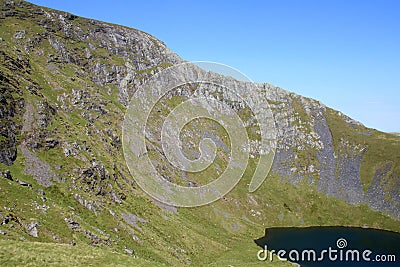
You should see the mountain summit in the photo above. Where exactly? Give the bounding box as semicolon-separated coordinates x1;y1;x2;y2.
0;1;399;265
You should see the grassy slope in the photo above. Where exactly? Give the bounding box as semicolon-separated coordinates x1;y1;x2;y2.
0;1;399;266
0;240;157;267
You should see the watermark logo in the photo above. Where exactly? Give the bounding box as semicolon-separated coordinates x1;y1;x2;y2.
336;238;347;249
257;238;396;263
122;62;277;207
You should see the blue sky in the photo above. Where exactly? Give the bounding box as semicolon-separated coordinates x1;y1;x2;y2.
29;0;400;132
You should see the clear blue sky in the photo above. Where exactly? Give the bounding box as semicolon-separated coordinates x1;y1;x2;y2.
28;0;400;132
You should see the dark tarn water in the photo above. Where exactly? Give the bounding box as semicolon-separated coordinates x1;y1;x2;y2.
255;226;400;267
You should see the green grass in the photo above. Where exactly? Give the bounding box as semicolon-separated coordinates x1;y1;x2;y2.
0;240;157;267
1;2;400;266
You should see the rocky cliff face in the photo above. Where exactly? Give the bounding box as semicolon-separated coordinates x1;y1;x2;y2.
0;1;399;265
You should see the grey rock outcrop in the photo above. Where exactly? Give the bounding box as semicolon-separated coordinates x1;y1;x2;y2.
26;221;39;237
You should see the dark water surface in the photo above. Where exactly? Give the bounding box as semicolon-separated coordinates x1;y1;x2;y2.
255;226;400;267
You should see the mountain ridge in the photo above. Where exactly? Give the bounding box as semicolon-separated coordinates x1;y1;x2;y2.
0;0;399;266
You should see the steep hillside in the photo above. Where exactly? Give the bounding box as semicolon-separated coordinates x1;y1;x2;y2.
0;1;399;266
